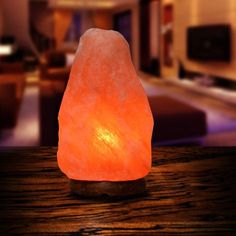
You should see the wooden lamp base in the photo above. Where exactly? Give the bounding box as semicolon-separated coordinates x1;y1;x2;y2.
70;178;146;198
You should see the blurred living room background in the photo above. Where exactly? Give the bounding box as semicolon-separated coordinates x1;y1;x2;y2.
0;0;236;146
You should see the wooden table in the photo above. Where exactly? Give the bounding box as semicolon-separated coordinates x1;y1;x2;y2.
0;147;236;235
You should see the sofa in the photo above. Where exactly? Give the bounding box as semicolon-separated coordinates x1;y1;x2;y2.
39;80;66;145
148;96;207;145
39;80;207;145
39;50;71;145
0;73;25;129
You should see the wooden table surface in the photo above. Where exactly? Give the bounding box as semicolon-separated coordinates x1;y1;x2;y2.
0;147;236;235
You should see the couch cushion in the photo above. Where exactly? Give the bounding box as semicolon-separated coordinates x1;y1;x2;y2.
0;74;25;99
39;80;66;145
0;84;19;128
148;96;207;143
0;74;25;129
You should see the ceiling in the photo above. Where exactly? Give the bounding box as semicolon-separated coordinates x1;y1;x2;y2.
49;0;138;10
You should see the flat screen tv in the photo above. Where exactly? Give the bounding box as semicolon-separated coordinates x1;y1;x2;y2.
187;24;231;62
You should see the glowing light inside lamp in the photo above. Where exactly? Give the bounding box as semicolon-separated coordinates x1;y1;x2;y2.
96;127;120;148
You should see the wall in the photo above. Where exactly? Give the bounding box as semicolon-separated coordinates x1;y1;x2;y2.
2;0;38;55
0;0;3;36
150;0;160;59
80;11;94;34
174;0;236;81
81;10;112;32
30;1;54;39
160;0;176;78
54;9;72;48
92;10;112;30
53;9;112;50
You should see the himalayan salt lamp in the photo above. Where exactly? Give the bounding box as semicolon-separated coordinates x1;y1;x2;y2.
57;28;153;197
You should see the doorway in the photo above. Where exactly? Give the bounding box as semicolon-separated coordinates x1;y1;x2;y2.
113;10;132;55
139;0;161;76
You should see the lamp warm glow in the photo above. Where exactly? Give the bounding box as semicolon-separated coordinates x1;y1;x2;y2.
96;126;120;149
57;28;153;190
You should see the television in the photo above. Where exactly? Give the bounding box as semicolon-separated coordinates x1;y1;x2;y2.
187;24;231;62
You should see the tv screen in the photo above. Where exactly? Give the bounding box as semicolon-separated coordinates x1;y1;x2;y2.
187;24;231;62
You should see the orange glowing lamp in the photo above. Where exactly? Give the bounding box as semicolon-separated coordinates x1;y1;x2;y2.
57;28;153;197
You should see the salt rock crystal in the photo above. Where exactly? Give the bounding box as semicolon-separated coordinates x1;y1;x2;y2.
57;28;154;181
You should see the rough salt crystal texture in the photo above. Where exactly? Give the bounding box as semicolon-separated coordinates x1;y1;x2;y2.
57;28;154;181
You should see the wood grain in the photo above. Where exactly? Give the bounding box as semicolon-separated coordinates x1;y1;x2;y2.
0;147;236;235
